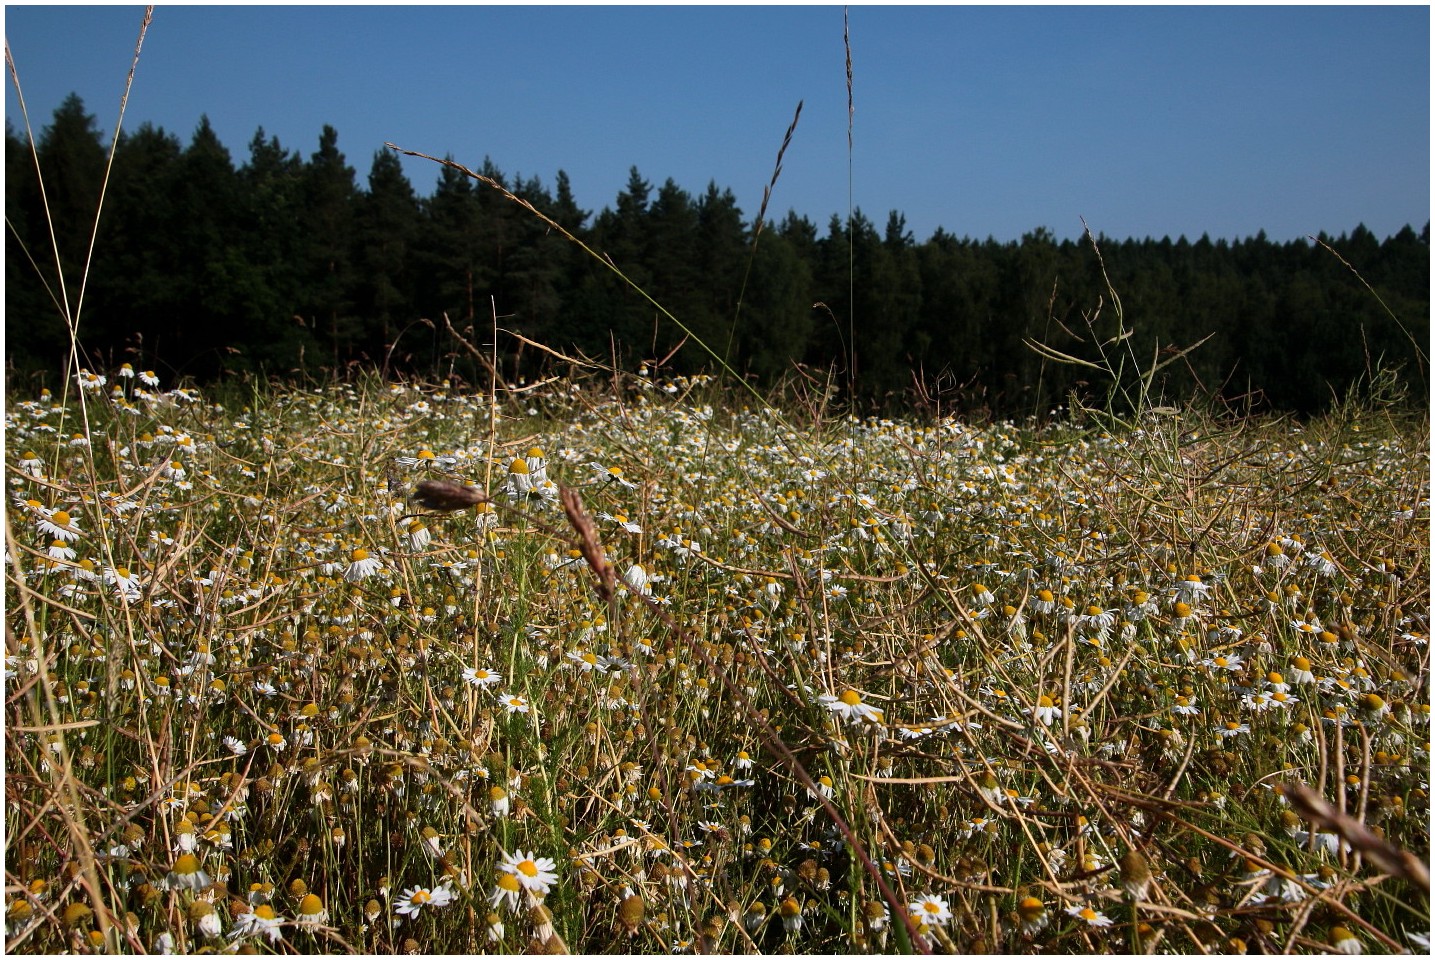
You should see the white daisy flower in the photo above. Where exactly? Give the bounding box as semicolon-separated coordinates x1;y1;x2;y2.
394;882;455;918
909;893;952;926
499;848;559;897
818;689;885;725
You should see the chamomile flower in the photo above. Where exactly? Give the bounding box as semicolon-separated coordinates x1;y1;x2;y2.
1215;720;1250;739
1031;694;1062;726
1016;895;1048;935
819;689;885;725
166;853;211;890
1306;550;1339;578
778;896;803;935
1174;574;1210;604
1172;695;1201;716
1241;691;1274;712
1357;693;1390;721
589;461;636;488
489;871;523;912
17;451;44;477
1288;655;1317;684
396;449;441;470
295;893;328;925
105;566;144;601
37;509;82;542
462;666;502;688
188;899;224;939
1065;903;1113;927
621;563;652;596
499;849;559;898
344;548;382;582
394;882;455;918
908;894;952;926
230;904;284;943
1202;652;1243;673
600;510;644;534
404;519;431;551
1328;925;1361;954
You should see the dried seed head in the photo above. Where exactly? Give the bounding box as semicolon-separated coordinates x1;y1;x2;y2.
1118;849;1152;900
617;894;645;935
413;480;488;512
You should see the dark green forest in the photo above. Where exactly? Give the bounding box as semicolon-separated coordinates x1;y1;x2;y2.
7;94;1429;414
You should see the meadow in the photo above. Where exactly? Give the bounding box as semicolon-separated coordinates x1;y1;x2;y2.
3;359;1428;954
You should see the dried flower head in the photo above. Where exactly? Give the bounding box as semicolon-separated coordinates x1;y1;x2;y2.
413;480;489;512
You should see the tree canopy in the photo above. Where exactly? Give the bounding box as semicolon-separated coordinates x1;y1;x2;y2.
6;97;1428;415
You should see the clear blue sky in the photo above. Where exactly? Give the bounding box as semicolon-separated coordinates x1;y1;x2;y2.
5;4;1429;243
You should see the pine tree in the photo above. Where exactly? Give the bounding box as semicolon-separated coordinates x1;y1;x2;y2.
8;94;108;368
356;149;420;367
297;125;360;368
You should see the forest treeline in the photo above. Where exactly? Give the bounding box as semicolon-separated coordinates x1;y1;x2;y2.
7;94;1429;414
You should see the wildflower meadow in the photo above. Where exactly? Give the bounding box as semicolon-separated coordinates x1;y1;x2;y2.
4;355;1429;954
4;11;1429;953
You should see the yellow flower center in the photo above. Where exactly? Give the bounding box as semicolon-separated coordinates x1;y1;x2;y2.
518;859;539;878
351;548;369;562
1017;896;1044;917
839;689;863;706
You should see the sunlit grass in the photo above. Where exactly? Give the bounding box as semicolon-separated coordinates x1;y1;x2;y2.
5;365;1428;954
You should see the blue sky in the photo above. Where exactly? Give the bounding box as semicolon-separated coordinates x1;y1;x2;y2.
4;4;1429;243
